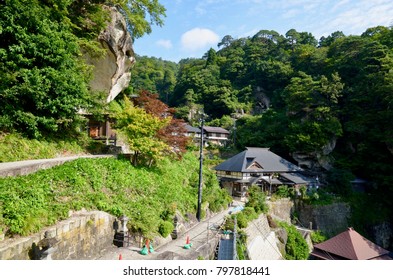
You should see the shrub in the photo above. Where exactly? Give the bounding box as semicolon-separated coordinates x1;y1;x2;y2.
242;207;258;220
158;220;174;238
278;221;309;260
274;185;292;198
245;185;268;214
311;230;327;244
222;216;235;231
235;212;249;228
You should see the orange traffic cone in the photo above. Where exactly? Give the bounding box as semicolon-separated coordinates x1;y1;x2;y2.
186;235;190;244
145;239;150;254
119;254;123;260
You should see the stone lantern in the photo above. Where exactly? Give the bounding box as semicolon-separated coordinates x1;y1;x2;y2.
119;215;129;233
114;215;130;247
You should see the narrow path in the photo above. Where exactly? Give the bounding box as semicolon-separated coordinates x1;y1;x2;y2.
98;200;245;260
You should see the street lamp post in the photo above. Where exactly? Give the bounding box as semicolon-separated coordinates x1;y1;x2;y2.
196;113;204;222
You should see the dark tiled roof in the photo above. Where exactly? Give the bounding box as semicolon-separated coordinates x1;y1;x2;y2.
184;124;201;133
312;227;392;260
280;172;313;184
214;147;303;173
203;126;230;134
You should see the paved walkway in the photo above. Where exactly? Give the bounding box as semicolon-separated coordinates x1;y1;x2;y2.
97;200;245;260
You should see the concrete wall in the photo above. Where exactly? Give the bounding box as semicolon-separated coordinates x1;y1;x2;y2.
0;210;116;260
244;214;283;260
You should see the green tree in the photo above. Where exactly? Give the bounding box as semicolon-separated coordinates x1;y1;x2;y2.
217;35;234;49
111;97;170;166
328;35;393;200
129;55;178;99
282;72;343;152
111;0;166;39
0;0;91;138
0;0;167;139
319;31;345;47
133;90;188;158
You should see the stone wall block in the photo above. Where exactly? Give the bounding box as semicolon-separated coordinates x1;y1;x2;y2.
0;211;116;260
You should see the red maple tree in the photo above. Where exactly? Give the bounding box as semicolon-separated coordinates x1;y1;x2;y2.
133;90;189;158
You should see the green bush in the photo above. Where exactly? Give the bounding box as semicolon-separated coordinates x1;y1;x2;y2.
279;221;309;260
274;185;292;198
222;216;235;231
311;230;327;244
235;212;249;228
158;220;174;238
245;185;268;214
236;230;248;260
242;207;258;220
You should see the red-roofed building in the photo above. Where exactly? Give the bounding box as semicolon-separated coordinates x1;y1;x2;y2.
311;227;392;260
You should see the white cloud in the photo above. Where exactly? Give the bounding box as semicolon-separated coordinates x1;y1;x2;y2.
316;0;393;37
181;28;220;52
282;9;301;19
195;0;228;15
331;0;351;12
156;39;173;49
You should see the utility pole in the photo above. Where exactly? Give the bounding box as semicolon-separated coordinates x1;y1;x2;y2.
233;118;236;147
196;113;204;222
233;217;237;260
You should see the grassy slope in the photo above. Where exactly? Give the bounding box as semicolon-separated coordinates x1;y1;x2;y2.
0;133;89;162
0;152;230;238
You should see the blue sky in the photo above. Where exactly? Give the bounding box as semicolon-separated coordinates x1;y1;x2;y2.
133;0;393;62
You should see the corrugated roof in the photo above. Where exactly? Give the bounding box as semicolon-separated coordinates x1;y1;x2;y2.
312;227;391;260
214;147;303;173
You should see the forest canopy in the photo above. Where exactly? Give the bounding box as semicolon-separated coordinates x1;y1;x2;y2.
129;26;393;222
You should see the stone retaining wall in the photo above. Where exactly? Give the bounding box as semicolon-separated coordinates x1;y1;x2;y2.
0;210;116;260
296;202;350;237
267;198;294;223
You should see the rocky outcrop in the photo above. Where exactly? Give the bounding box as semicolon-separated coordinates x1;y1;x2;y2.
267;198;293;223
296;202;351;237
292;138;337;171
371;222;392;249
85;6;135;103
253;86;270;114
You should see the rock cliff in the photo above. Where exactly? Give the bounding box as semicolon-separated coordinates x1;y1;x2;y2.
85;6;135;103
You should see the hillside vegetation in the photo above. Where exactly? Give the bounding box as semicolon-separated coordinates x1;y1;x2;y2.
1;1;392;249
0;153;231;238
0;132;92;162
130;27;393;237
